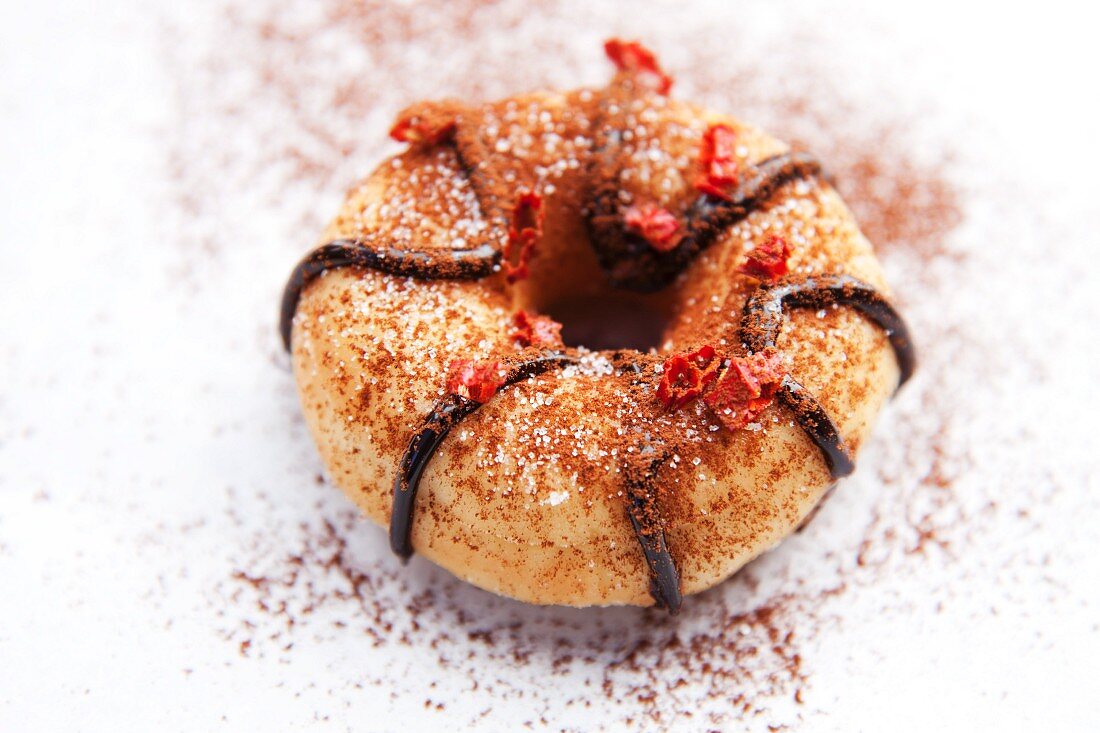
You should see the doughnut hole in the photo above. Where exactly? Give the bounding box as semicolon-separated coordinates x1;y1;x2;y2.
544;293;667;352
503;182;677;353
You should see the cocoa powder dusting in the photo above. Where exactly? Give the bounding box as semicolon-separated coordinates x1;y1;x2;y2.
216;506;834;727
169;1;973;729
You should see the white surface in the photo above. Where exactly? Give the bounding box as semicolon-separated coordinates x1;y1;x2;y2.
2;0;1099;731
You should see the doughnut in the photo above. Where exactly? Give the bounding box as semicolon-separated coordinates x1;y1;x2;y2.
279;40;914;612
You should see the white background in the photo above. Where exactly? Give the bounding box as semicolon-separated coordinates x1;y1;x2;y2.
2;0;1099;731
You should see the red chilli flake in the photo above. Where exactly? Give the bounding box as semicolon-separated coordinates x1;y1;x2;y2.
656;345;720;411
694;123;740;199
388;103;457;145
511;310;563;347
603;38;674;95
737;235;792;281
624;203;682;252
502;192;544;283
445;359;505;403
703;351;787;430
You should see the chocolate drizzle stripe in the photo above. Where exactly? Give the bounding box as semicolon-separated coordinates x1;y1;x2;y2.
624;457;682;614
741;274;916;388
687;151;823;245
389;352;578;560
389;392;480;559
740;274;916;480
776;376;856;479
626;504;682;613
590;151;824;291
279;239;500;351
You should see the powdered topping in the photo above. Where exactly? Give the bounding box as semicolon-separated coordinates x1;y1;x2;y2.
624;203;682;251
737;234;792;281
388;101;458;145
695;123;741;199
449;90;596;235
603;38;673;95
502;191;543;283
511;310;563;347
333;146;494;253
703;351;787;430
656;345;720;410
445;359;505;403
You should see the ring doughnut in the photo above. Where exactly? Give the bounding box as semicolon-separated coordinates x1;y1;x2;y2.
280;40;913;612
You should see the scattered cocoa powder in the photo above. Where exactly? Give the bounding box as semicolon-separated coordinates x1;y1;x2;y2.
216;508;836;727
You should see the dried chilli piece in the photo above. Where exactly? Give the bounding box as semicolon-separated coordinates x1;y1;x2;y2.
656;345;720;411
502;191;544;283
686;345;721;387
445;359;505;403
603;38;674;95
694;123;740;199
737;234;792;281
388;102;457;145
511;310;563;347
703;351;787;430
624;203;682;252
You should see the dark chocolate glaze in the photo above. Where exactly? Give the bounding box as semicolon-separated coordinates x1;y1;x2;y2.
279;239;500;351
611;356;684;611
686;152;823;242
588;152;822;291
740;274;915;480
741;274;916;387
777;376;856;479
623;451;683;614
389;392;480;560
389;352;578;560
